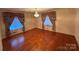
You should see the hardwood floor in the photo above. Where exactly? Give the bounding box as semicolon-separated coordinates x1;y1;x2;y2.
2;28;78;51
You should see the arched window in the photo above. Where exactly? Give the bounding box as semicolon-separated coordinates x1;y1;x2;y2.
10;16;23;31
44;15;53;27
43;15;54;31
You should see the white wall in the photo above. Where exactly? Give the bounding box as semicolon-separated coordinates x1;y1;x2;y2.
35;14;42;29
24;13;37;31
56;9;75;35
75;9;79;45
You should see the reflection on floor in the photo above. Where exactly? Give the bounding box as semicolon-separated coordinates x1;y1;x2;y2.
10;35;24;48
2;28;79;51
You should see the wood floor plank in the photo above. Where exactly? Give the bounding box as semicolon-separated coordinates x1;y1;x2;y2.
2;28;79;51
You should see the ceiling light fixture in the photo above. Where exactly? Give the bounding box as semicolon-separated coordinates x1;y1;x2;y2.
34;8;39;18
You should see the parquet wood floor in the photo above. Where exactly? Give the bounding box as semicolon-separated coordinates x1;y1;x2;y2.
2;28;78;51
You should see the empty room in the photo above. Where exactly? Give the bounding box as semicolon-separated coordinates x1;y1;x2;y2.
0;8;79;51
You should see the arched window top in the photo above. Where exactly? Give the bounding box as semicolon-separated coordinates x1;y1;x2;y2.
10;16;23;31
44;16;53;26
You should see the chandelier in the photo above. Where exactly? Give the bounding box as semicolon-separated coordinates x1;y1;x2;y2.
34;8;39;17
